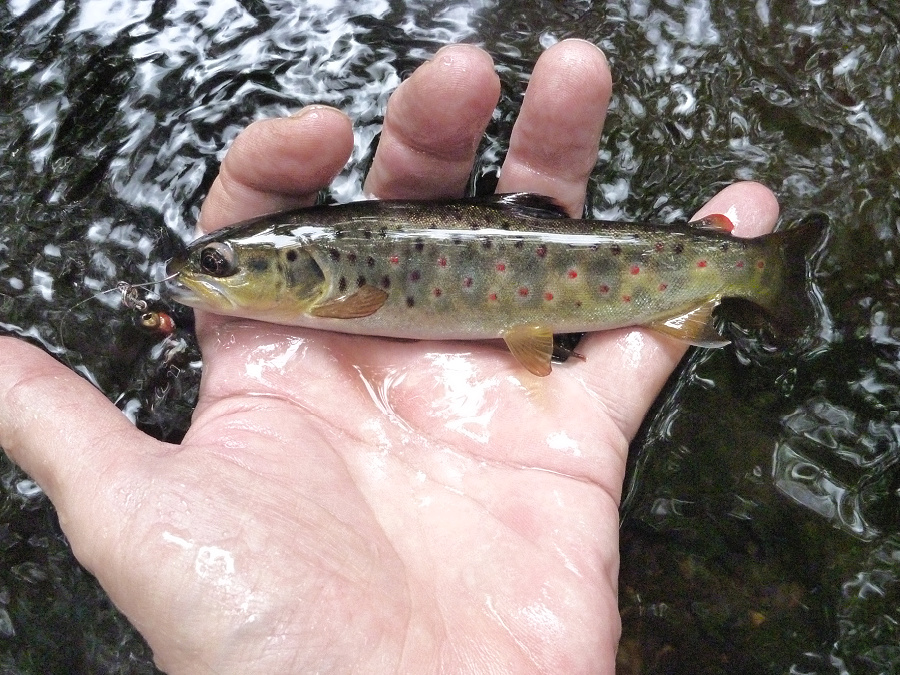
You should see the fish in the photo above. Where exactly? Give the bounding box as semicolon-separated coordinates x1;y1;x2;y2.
165;193;825;376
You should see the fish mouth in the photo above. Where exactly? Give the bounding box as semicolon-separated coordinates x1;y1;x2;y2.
163;264;235;311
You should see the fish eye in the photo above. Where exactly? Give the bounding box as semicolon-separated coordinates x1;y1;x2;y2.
198;242;236;277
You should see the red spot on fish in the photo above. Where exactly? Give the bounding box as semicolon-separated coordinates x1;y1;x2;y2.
697;260;708;268
488;292;498;301
438;257;447;267
630;265;640;275
390;256;399;265
518;287;529;297
433;288;442;297
655;242;664;252
756;260;765;269
599;284;610;294
544;292;554;301
658;283;668;291
536;245;547;258
463;277;473;288
568;269;578;279
622;295;632;303
496;263;506;272
736;261;745;268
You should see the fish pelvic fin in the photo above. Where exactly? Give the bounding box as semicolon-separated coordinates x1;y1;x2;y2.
502;324;555;376
646;297;731;347
749;215;829;340
310;285;388;319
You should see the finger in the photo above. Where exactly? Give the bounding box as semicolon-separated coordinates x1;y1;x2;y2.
496;39;612;217
198;105;354;233
0;338;157;537
364;44;500;199
574;181;781;441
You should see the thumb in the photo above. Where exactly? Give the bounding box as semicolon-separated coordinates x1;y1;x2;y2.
0;337;157;533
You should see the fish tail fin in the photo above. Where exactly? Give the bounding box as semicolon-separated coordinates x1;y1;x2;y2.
746;214;829;340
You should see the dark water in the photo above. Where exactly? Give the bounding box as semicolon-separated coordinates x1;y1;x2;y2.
1;0;898;673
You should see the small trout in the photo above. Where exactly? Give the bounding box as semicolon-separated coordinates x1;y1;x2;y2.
166;193;824;376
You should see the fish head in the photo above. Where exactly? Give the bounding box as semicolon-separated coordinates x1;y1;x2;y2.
166;228;327;320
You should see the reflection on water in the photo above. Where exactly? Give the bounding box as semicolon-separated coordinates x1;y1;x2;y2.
1;0;900;672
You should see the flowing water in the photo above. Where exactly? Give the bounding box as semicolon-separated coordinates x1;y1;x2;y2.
1;0;899;673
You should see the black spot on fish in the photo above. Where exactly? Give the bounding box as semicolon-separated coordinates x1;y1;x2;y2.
329;248;341;261
367;256;376;267
610;244;621;256
406;296;415;308
514;239;525;249
720;242;730;252
414;238;425;252
363;230;372;239
673;243;684;254
482;237;492;249
338;276;347;292
451;236;463;246
357;275;366;288
348;252;357;264
590;244;599;252
249;258;269;272
381;275;391;289
410;270;421;282
286;250;299;263
379;227;387;238
334;229;345;239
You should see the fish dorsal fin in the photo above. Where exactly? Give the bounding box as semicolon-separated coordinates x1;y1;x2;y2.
310;285;388;319
502;324;555;376
645;297;730;347
690;213;734;233
482;193;570;219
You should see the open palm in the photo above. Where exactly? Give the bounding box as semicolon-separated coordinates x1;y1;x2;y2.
0;41;778;674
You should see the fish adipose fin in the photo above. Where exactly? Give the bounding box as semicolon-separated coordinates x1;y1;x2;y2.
310;286;388;319
646;297;731;347
690;213;734;233
502;324;555;376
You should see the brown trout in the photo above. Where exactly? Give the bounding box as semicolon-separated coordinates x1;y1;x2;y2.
166;193;824;376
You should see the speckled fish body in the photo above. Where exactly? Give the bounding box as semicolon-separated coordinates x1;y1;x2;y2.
167;194;824;375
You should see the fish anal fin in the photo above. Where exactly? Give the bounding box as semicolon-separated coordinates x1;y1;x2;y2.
646;297;730;347
690;213;734;234
502;324;555;376
310;286;388;319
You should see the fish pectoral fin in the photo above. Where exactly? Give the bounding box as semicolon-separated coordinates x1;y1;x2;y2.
645;297;731;347
310;286;388;319
502;325;555;376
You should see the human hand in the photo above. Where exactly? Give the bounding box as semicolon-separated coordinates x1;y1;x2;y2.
0;40;778;674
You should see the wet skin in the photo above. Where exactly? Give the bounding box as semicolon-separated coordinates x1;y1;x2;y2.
0;41;778;674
